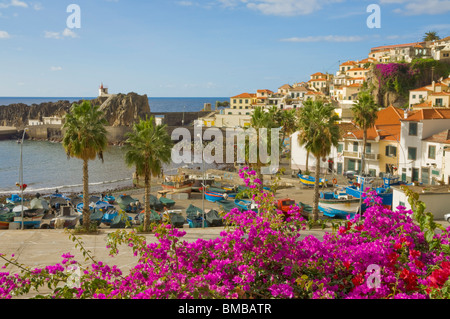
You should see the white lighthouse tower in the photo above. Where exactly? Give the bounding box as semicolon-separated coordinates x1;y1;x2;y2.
98;83;109;97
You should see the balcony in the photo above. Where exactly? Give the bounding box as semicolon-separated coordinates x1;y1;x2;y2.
343;151;380;161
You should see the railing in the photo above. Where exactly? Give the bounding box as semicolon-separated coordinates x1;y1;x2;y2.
343;151;380;160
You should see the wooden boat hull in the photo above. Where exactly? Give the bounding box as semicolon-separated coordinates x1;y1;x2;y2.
298;174;327;187
0;221;10;230
161;183;193;194
204;191;225;202
318;197;360;219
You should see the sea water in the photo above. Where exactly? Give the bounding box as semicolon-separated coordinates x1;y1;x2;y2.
0;97;229;195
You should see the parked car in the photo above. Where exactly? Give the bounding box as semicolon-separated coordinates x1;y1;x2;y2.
444;213;450;223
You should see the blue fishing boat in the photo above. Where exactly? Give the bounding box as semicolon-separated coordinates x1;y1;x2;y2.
204;191;225;202
103;195;115;204
116;195;141;213
318;191;360;219
6;194;23;205
298;174;327;187
234;199;258;212
186;204;208;228
345;176;393;209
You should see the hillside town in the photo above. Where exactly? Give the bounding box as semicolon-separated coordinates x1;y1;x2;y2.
196;36;450;191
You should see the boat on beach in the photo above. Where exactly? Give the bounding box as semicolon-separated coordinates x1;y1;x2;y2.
204;191;226;202
318;191;361;219
298;174;327;187
116;195;141;213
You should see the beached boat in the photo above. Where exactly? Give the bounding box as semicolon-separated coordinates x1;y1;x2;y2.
191;177;214;192
158;196;176;209
204;209;223;227
186;204;208;228
103;195;115;204
162;210;185;228
136;209;162;224
109;213;132;229
204;191;225;202
116;195;141;213
345;176;394;209
318;191;361;219
298;174;327;187
0;210;15;229
161;181;193;194
217;200;243;213
234;199;258;212
49;207;81;229
6;194;23;205
13;208;46;229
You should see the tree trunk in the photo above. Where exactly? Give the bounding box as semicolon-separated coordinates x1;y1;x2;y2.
306;151;310;172
144;171;151;232
82;159;91;229
312;156;321;221
362;130;367;175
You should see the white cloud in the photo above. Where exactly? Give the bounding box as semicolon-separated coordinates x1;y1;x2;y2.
44;28;78;39
0;0;28;9
0;30;10;38
177;1;194;6
381;0;450;15
50;66;62;71
217;0;343;16
280;35;366;42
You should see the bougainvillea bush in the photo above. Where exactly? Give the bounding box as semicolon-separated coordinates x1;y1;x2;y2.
1;167;449;299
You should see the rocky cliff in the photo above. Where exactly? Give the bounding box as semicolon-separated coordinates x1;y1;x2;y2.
0;92;151;128
91;92;151;126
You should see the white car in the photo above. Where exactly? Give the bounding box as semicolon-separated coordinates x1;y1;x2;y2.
445;213;450;223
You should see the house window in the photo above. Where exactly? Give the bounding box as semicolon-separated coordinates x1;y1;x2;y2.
353;142;359;152
428;145;436;159
365;143;371;154
385;145;397;157
412;95;416;99
337;143;344;153
239;100;242;104
233;99;236;104
435;98;443;107
245;99;248;104
408;122;418;136
408;147;417;161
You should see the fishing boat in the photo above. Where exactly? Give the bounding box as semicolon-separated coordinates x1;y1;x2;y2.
186;204;208;228
110;213;132;229
234;199;258;212
116;195;141;213
103;195;115;204
298;174;327;187
204;191;226;202
0;210;15;229
158;196;176;209
13;208;46;229
318;191;361;219
190;177;214;192
345;175;393;209
217;200;243;213
204;209;223;227
49;207;81;229
6;194;23;205
161;174;194;194
162;210;185;228
136;209;162;224
79;208;104;226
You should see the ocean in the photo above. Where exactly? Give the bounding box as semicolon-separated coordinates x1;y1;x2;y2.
0;97;229;113
0;97;228;195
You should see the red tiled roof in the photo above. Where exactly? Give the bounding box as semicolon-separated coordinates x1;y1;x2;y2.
371;42;425;52
410;86;432;92
423;129;450;144
402;108;450;121
231;93;256;99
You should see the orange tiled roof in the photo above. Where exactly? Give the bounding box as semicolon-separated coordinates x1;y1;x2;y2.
403;108;450;121
371;42;425;52
423;129;450;144
410;86;432;92
311;72;326;76
257;89;273;93
231;93;256;99
413;101;433;108
347;67;368;72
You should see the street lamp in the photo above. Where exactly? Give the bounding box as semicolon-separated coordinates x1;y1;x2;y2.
19;128;29;230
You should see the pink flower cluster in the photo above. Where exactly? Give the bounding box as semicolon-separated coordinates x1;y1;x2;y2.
0;171;449;299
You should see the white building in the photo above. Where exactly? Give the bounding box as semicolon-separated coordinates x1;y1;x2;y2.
399;109;450;184
392;185;450;220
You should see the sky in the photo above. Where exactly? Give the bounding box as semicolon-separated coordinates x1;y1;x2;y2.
0;0;449;98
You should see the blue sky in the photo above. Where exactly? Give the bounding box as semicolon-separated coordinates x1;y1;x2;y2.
0;0;449;97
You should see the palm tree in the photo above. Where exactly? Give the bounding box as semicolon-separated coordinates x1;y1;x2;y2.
62;101;108;229
423;31;440;42
351;92;379;175
297;100;341;221
246;106;277;191
124;116;173;232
